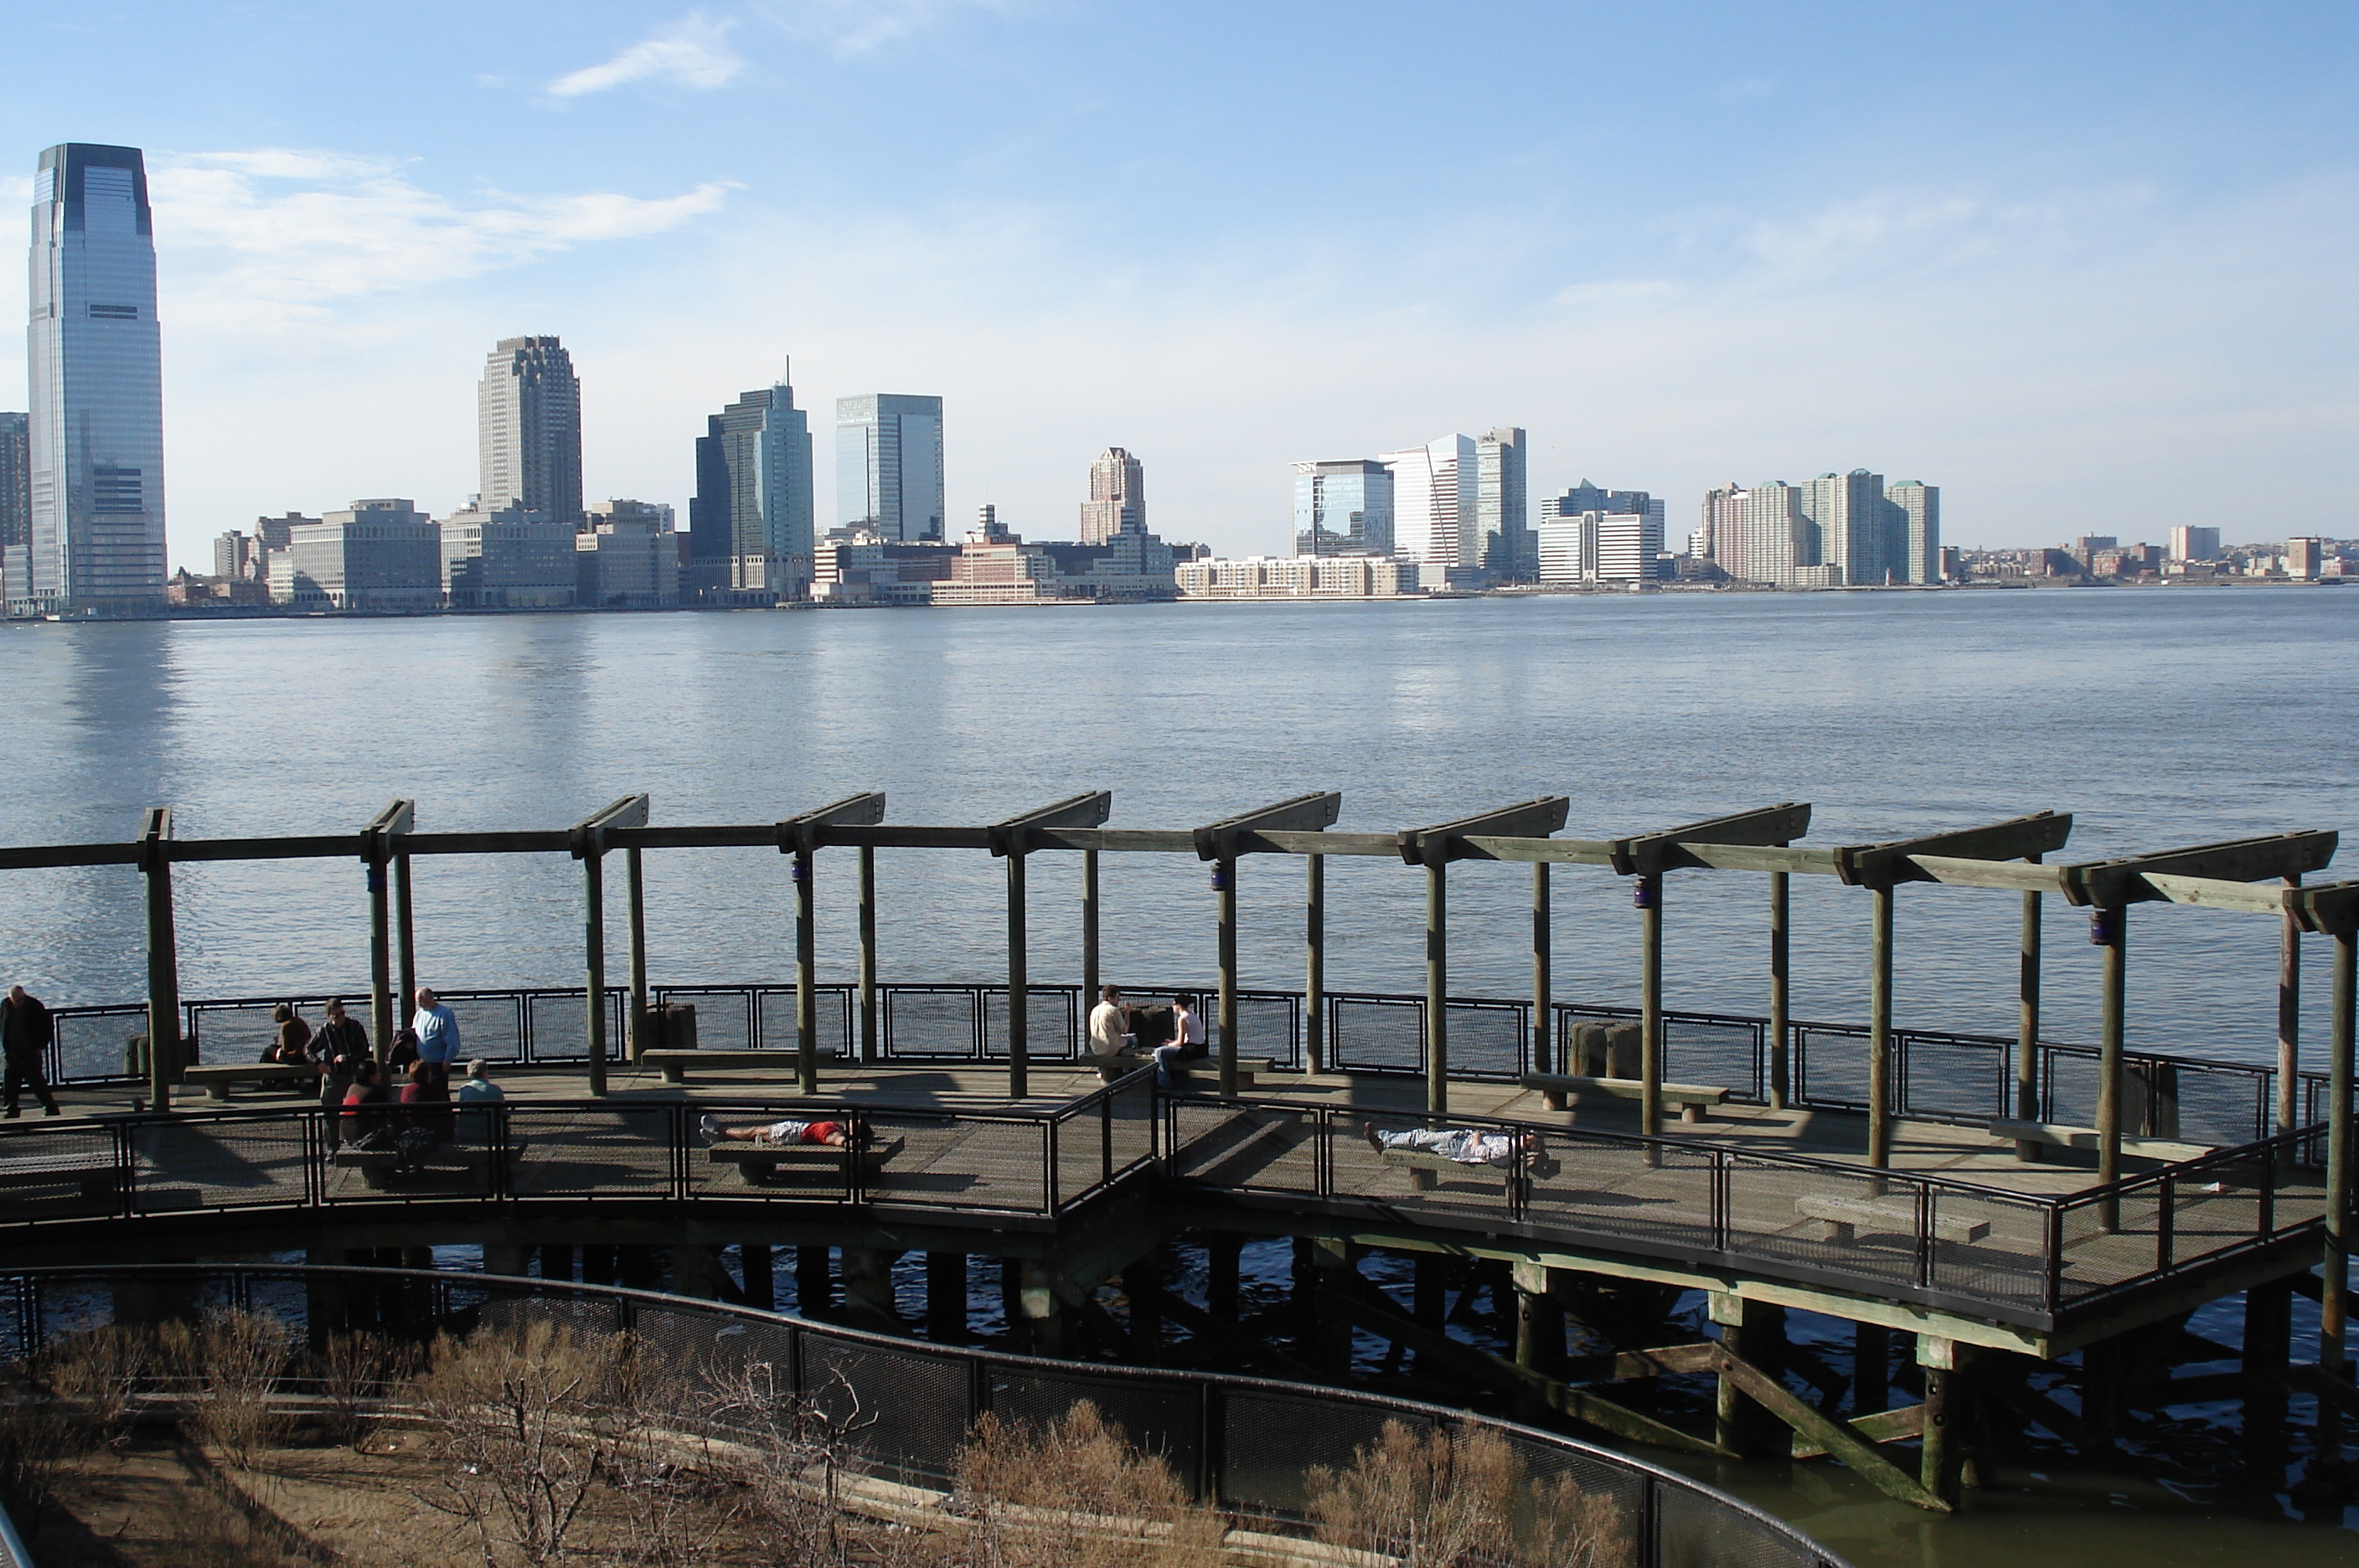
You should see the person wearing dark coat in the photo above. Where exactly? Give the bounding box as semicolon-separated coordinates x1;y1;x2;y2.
1;985;61;1117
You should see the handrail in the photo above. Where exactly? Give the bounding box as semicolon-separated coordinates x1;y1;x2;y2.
0;1262;1853;1568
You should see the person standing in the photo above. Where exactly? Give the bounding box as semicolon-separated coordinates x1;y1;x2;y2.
1;985;61;1117
312;999;370;1137
1086;985;1135;1063
410;988;462;1085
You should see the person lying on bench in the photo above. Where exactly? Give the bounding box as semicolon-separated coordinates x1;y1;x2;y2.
698;1114;849;1148
1362;1123;1536;1168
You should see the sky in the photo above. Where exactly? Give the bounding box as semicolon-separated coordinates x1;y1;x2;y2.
3;2;2353;568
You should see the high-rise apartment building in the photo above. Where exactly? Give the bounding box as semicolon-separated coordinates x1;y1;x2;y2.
0;414;28;550
1885;481;1939;585
1802;469;1892;585
1293;461;1394;556
1738;482;1824;586
1473;427;1530;578
25;144;168;614
478;337;583;526
692;374;814;596
1701;485;1749;580
2167;525;2222;563
1079;447;1146;544
1381;435;1475;565
836;395;945;541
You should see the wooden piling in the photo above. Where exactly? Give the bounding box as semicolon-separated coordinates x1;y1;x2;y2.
796;848;818;1095
1311;1237;1354;1374
394;851;416;1029
1019;1260;1064;1355
626;846;648;1060
796;1246;833;1313
1531;863;1551;1075
139;809;179;1108
999;1258;1027;1349
1427;862;1449;1117
859;845;878;1063
2097;905;2129;1222
1868;884;1894;1168
583;848;608;1097
741;1243;774;1312
1768;868;1789;1109
1855;1322;1889;1414
2242;1281;2291;1467
1081;848;1099;1011
2279;872;2303;1135
1306;854;1325;1074
2016;853;2044;1150
2324;926;2353;1384
1123;1256;1162;1350
843;1250;901;1328
581;1245;617;1287
1712;1293;1763;1455
1918;1337;1965;1507
1008;852;1030;1099
1206;1235;1241;1325
926;1252;966;1341
1639;875;1662;1138
1217;857;1239;1097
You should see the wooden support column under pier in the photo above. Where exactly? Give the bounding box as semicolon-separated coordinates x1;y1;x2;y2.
926;1252;966;1341
138;808;180;1109
796;1246;833;1313
1855;1322;1890;1415
741;1242;774;1312
1018;1260;1065;1356
1205;1235;1240;1325
842;1249;902;1329
1918;1335;1969;1508
1305;854;1325;1074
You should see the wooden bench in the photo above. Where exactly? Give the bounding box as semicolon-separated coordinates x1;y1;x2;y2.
641;1050;795;1086
179;1062;318;1101
1377;1141;1556;1190
1520;1073;1729;1122
1794;1194;1990;1245
705;1136;906;1187
332;1140;524;1191
0;1157;119;1200
1107;1055;1279;1089
1988;1117;2215;1164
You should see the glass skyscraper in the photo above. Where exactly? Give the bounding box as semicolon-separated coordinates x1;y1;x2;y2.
693;371;814;565
478;337;583;526
835;394;944;541
26;143;168;614
1292;460;1394;556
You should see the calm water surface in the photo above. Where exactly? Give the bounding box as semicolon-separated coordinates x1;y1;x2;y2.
1;587;2354;1560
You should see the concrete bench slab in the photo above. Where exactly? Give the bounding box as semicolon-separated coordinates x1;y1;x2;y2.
1988;1117;2215;1164
1795;1193;1990;1245
332;1140;524;1190
641;1049;795;1086
181;1063;317;1101
1520;1072;1730;1122
705;1136;906;1186
0;1157;119;1199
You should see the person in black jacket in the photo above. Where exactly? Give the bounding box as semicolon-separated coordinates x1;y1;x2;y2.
1;985;61;1117
312;998;371;1137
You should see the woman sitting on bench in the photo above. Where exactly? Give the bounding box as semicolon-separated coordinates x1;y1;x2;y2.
699;1114;849;1148
1362;1123;1536;1168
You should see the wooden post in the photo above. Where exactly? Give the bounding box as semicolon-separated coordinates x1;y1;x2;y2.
858;845;877;1063
1426;862;1449;1117
1854;1322;1889;1414
1019;1260;1064;1356
1007;851;1030;1100
1713;1293;1758;1456
626;847;648;1061
927;1253;967;1341
1869;883;1895;1168
2017;853;2043;1145
1207;1235;1240;1324
2279;872;2303;1136
1768;868;1790;1109
2324;926;2353;1382
1639;875;1662;1138
2096;905;2128;1221
1531;863;1551;1075
139;809;180;1108
741;1244;775;1312
583;848;608;1097
369;849;394;1059
1919;1337;1964;1506
1305;854;1325;1074
394;851;416;1044
796;1246;833;1312
1081;848;1100;1010
795;848;818;1095
843;1250;901;1329
1216;857;1239;1097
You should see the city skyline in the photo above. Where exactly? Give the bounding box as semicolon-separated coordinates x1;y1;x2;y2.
0;8;2346;570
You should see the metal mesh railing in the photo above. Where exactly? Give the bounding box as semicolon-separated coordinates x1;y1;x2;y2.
0;1263;1851;1568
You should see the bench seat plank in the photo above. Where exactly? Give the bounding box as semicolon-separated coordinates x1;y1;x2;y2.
1794;1194;1990;1245
181;1063;317;1101
1520;1073;1730;1121
1988;1117;2214;1163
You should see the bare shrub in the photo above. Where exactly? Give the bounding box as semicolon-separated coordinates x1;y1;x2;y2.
1305;1419;1628;1568
178;1308;297;1469
951;1400;1226;1568
702;1359;878;1566
312;1330;421;1449
38;1322;156;1451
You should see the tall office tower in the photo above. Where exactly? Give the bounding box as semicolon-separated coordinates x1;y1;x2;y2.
477;337;583;526
0;414;28;549
25;144;168;614
1292;461;1394;555
1381;434;1475;565
1078;447;1146;544
691;374;814;569
836;394;945;541
1800;469;1892;585
1701;484;1749;580
1884;481;1940;585
1594;510;1665;581
1473;427;1530;577
2168;525;2222;563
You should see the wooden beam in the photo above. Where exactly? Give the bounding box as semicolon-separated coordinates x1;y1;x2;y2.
990;792;1112;858
2294;880;2359;936
2063;831;2338;908
1608;802;1813;878
1711;1348;1952;1511
1900;855;2067;894
569;794;650;859
1453;836;1620;866
1192;792;1343;861
2137;874;2294;915
1031;828;1198;855
814;825;990;852
1789;1402;1927;1459
1397;797;1569;867
778;792;890;857
1835;812;2073;888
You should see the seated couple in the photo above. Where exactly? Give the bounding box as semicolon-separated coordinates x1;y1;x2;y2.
699;1113;850;1148
1087;987;1206;1087
1363;1123;1540;1169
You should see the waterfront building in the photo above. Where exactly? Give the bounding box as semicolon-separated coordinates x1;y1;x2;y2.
0;413;27;610
1292;460;1394;556
836;394;945;542
691;373;814;601
1541;482;1665;575
2169;525;2222;563
1803;469;1892;585
1737;482;1833;587
211;531;250;582
1473;427;1531;578
24;144;168;615
478;337;583;526
269;499;442;611
1535;509;1666;584
1381;435;1475;566
2287;537;2325;580
1535;517;1590;583
1701;484;1749;580
1176;554;1417;598
1078;448;1146;544
1885;480;1940;585
439;503;576;609
577;499;680;608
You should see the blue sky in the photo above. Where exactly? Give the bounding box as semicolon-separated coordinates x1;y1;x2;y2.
4;2;2352;565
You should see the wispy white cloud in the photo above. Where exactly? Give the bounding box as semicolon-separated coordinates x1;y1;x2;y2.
545;13;745;97
150;151;732;326
758;0;1025;58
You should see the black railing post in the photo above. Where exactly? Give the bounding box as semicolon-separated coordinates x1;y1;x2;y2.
2157;1175;2175;1274
1915;1183;1933;1290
